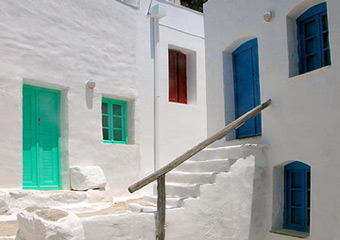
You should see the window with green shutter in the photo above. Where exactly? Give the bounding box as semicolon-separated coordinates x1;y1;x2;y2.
102;98;128;144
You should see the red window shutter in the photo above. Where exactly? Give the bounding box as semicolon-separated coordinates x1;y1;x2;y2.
177;52;187;104
169;50;178;102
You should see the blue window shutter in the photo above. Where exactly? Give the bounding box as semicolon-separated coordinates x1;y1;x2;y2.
251;44;261;135
232;38;261;138
297;2;330;74
284;162;311;232
320;12;331;66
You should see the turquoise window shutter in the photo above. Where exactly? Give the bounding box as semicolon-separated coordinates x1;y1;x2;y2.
102;98;128;144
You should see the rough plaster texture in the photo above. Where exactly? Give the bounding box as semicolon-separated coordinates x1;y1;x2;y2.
4;190;112;214
69;166;106;191
79;154;262;240
0;193;8;214
0;0;206;199
81;212;155;240
165;155;260;240
204;0;340;239
1;147;265;240
16;207;84;240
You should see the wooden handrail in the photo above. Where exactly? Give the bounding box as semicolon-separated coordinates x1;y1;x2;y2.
128;99;271;193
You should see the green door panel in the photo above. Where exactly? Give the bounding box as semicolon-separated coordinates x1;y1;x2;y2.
23;85;61;190
23;89;38;187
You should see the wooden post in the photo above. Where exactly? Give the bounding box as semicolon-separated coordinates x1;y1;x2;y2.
156;175;166;240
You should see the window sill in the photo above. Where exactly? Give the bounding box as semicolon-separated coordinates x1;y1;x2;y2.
270;229;309;238
168;101;199;107
289;65;331;81
103;141;128;145
226;135;262;142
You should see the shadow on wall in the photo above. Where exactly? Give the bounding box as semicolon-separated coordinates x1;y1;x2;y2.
85;83;94;110
246;148;267;240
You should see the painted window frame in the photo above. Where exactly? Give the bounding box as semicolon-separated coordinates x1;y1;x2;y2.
284;162;311;232
297;2;331;74
168;49;187;104
101;98;128;144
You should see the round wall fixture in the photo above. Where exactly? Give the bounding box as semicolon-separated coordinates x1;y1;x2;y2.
264;11;274;22
86;79;96;89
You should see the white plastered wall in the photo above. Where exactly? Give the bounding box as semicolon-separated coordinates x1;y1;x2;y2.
204;0;340;239
153;1;207;168
0;0;207;198
0;0;140;196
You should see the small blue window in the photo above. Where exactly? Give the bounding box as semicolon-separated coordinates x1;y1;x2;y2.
284;162;311;232
297;2;331;74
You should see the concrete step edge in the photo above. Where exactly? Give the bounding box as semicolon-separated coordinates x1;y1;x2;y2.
142;195;187;207
166;171;218;184
165;182;201;188
128;203;176;213
0;237;16;240
183;158;236;164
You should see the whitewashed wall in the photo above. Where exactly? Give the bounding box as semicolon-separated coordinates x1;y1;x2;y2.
136;0;207;172
0;0;140;195
204;0;340;239
0;0;206;197
154;1;206;168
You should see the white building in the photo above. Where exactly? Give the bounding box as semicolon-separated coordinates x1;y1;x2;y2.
0;0;206;196
204;0;340;239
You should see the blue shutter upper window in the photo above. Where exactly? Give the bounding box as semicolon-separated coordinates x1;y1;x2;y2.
284;162;311;232
297;2;331;74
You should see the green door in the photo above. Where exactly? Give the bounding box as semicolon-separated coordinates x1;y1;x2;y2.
23;85;61;190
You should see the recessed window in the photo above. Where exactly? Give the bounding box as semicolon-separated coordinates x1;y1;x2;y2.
169;49;187;104
101;98;128;144
284;162;311;232
297;2;331;74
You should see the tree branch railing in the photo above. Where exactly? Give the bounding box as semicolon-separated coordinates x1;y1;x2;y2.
128;99;271;240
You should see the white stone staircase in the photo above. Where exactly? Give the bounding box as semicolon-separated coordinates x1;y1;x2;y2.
127;145;253;213
0;144;265;240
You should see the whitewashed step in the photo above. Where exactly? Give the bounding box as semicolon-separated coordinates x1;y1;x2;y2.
166;171;217;184
3;189;112;213
175;159;234;172
189;144;265;161
128;202;176;213
189;145;244;161
142;195;186;207
128;203;157;213
164;183;201;198
0;237;15;240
